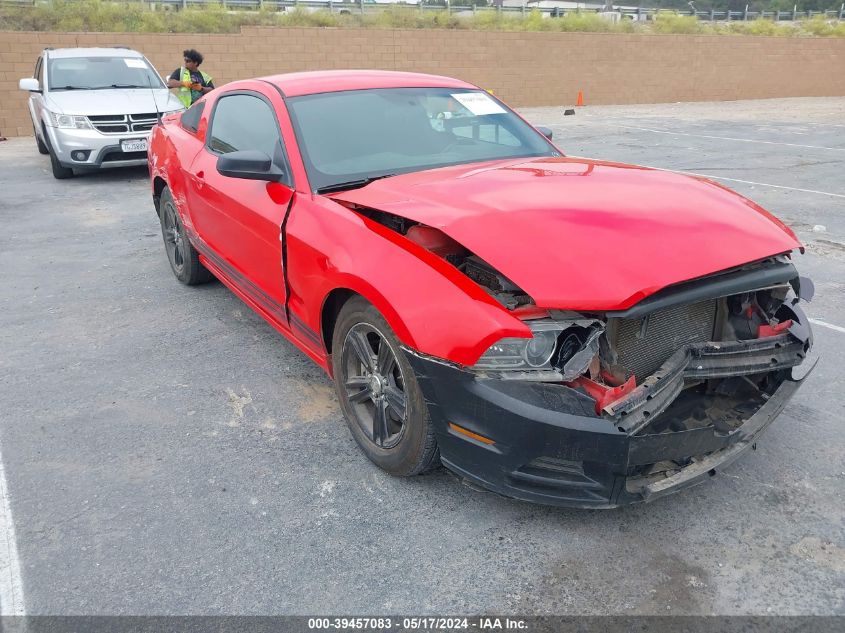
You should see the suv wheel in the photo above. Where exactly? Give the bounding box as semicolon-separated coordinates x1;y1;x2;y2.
48;149;73;179
42;125;73;179
33;125;48;155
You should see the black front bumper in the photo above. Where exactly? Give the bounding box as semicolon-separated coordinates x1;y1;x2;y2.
407;338;816;509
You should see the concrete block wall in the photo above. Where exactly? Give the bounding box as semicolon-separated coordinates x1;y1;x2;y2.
1;27;844;137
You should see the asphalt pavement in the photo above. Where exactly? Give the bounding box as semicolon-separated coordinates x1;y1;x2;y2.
0;97;843;615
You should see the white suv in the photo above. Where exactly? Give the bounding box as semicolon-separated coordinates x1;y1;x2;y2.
19;47;184;179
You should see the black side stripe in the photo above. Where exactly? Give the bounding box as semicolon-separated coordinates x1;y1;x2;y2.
289;311;322;346
189;229;323;348
188;230;286;323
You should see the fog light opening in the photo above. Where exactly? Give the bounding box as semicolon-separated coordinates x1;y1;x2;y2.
71;150;91;162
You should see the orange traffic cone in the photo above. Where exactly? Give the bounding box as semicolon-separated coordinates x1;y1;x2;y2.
576;90;584;107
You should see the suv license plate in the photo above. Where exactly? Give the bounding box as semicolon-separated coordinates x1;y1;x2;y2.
121;139;148;153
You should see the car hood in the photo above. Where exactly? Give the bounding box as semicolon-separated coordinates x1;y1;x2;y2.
330;156;802;311
45;88;183;116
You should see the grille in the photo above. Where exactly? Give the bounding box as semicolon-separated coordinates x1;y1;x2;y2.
96;124;130;133
87;113;159;134
613;299;717;382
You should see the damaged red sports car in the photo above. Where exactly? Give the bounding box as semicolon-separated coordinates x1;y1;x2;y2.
148;70;816;508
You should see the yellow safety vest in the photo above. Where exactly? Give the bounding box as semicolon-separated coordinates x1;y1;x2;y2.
177;67;212;107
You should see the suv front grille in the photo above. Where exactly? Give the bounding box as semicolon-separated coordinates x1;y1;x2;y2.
87;113;159;134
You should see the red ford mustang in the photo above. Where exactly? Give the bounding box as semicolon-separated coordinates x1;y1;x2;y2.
148;70;815;508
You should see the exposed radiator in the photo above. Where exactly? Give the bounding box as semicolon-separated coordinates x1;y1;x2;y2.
613;299;717;382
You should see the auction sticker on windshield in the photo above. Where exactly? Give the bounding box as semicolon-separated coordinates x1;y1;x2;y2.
121;139;148;152
124;59;147;69
451;91;506;116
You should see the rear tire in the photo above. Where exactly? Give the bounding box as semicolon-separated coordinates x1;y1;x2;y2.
331;297;439;476
159;186;214;285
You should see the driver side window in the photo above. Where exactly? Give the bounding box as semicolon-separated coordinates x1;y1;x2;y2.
209;94;281;157
208;93;292;186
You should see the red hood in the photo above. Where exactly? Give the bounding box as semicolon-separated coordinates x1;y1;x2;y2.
330;157;801;311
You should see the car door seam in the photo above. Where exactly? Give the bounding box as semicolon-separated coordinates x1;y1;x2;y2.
280;195;295;324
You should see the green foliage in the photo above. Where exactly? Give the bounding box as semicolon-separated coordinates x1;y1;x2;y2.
556;12;624;33
651;13;711;34
798;14;845;35
278;7;339;28
726;17;794;35
0;0;843;36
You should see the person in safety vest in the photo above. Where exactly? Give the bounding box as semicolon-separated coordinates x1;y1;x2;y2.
167;49;214;107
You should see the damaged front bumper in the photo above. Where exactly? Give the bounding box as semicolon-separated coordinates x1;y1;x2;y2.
406;333;817;509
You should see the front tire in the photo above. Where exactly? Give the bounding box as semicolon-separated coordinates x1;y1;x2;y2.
331;297;439;476
34;125;49;155
158;186;213;285
48;147;73;179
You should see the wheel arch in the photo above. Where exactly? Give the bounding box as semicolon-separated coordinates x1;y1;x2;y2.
152;176;168;217
319;284;417;358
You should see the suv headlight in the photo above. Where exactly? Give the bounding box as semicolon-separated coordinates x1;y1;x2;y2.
473;318;604;381
46;111;92;129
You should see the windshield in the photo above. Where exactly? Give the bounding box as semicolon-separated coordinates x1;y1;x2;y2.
47;56;163;91
286;88;558;192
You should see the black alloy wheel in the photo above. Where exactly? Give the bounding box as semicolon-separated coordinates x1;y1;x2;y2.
331;297;439;476
341;322;409;450
158;186;214;285
162;198;187;277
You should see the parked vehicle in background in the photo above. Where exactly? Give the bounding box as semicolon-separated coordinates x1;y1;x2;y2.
19;47;184;179
148;70;816;508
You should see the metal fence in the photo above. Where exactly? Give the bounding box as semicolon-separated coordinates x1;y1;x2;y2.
1;0;844;22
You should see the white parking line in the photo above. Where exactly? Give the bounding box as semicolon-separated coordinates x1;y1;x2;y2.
566;155;845;199
0;443;24;616
670;172;845;199
809;318;845;334
616;125;845;152
791;122;845;129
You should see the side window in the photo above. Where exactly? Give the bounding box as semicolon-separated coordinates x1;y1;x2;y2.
180;101;205;134
208;94;282;160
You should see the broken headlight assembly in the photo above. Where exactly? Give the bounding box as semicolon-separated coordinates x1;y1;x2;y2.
472;318;604;381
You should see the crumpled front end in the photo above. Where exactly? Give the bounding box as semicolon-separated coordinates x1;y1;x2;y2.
407;257;817;508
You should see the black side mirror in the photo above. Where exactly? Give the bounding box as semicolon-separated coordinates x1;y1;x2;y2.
216;150;285;182
536;126;553;141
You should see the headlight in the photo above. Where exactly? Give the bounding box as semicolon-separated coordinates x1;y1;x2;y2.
46;111;91;129
473;318;604;381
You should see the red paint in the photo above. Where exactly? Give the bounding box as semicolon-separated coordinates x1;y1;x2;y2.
149;71;805;373
569;376;637;415
259;70;475;98
332;156;801;311
758;319;793;338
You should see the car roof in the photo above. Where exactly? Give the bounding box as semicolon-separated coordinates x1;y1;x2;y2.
45;47;143;59
259;70;477;97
